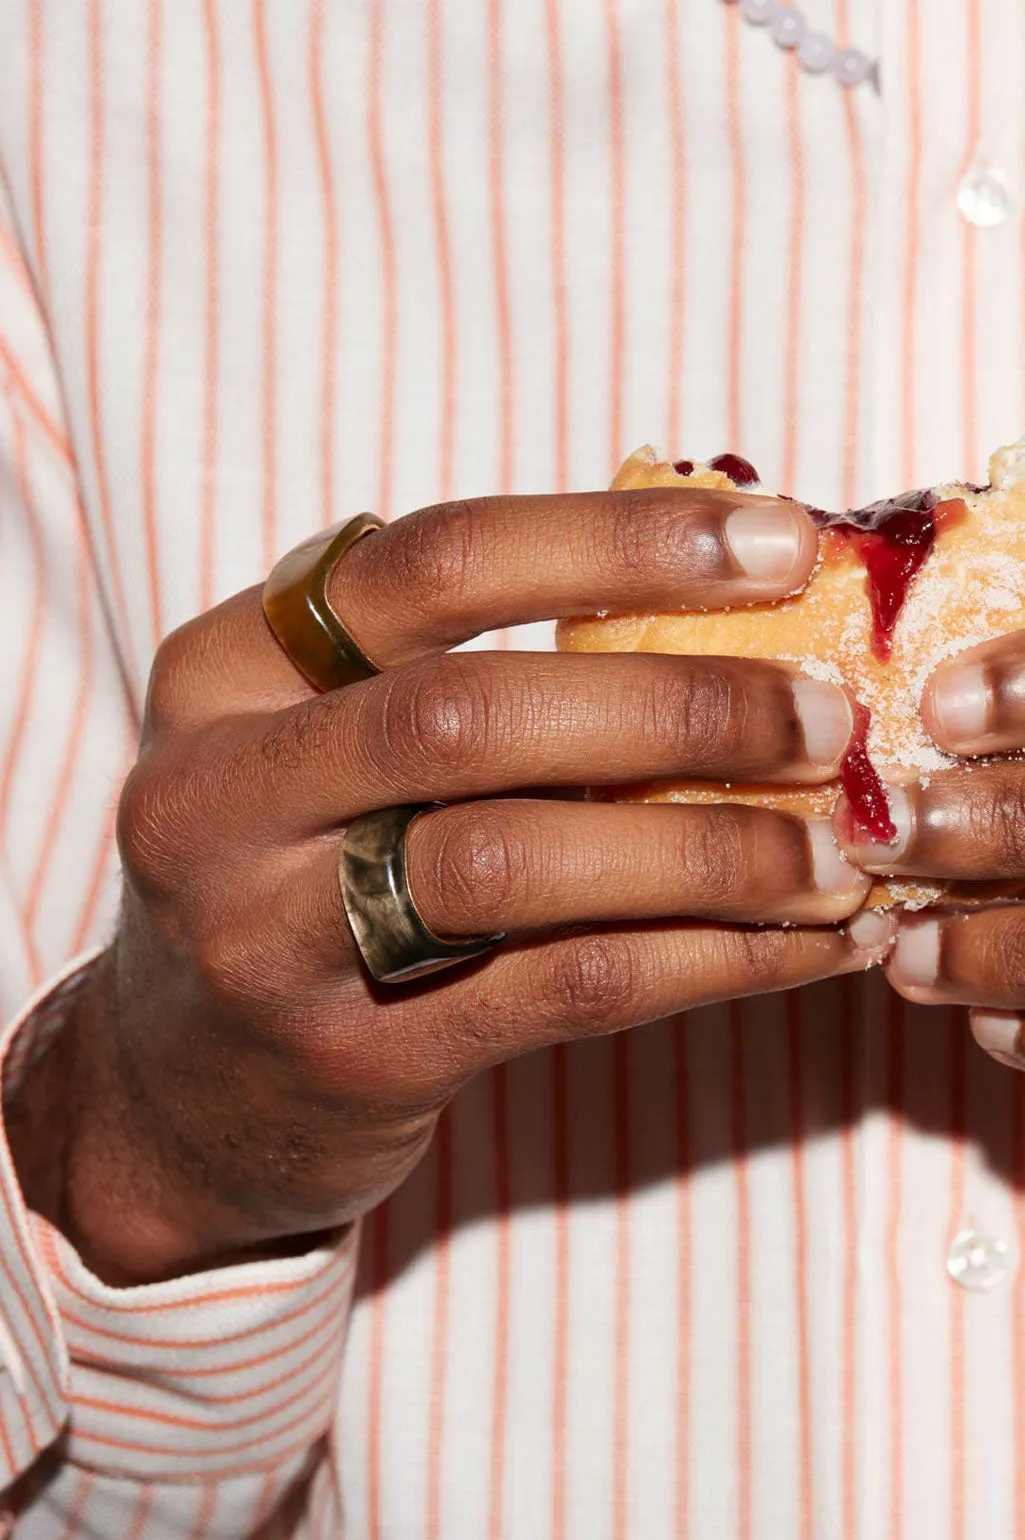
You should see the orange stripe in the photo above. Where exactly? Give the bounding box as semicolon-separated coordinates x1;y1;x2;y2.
187;1482;218;1540
664;0;686;459
900;0;922;489
253;0;279;571
365;1204;388;1540
0;222;36;300
71;1376;337;1462
250;1470;279;1532
673;1014;691;1540
367;0;397;518
488;1065;511;1540
960;0;982;480
948;1011;967;1540
85;0;138;675
886;991;905;1540
142;1316;347;1408
67;727;134;955
836;0;867;511
57;1470;95;1540
838;977;858;1540
487;0;513;493
787;991;814;1540
724;3;744;449
0;336;72;468
605;0;625;477
125;1482;153;1540
0;407;49;985
612;1031;631;1540
310;0;338;532
74;1334;342;1431
140;0;164;645
424;1107;453;1540
780;58;804;497
21;510;97;959
551;1042;569;1540
198;0;222;612
1013;1073;1025;1540
731;1000;751;1540
428;0;456;503
544;0;568;492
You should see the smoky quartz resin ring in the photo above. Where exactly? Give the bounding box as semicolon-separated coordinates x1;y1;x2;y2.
263;514;385;692
339;804;506;984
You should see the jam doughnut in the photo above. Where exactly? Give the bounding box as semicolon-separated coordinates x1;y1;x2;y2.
556;443;1025;909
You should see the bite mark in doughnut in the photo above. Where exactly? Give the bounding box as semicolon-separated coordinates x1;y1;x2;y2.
557;442;1025;910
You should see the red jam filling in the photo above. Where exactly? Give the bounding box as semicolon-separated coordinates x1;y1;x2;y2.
840;704;897;843
672;458;695;476
806;488;961;660
707;451;760;485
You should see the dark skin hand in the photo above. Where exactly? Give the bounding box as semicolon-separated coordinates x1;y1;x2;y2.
835;631;1025;1068
7;487;893;1286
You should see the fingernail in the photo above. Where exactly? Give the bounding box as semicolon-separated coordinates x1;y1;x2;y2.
842;785;913;869
971;1010;1025;1070
809;822;867;897
793;677;854;769
928;662;990;747
724;503;804;585
847;908;897;957
891;917;940;990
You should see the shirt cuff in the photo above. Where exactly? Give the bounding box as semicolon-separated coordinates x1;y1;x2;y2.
0;953;359;1485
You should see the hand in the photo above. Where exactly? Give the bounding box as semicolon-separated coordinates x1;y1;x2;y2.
10;485;886;1284
836;631;1025;1068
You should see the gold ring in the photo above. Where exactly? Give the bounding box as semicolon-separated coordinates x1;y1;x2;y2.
263;514;385;692
339;804;506;984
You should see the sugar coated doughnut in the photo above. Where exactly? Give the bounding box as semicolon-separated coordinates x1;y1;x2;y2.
557;443;1025;909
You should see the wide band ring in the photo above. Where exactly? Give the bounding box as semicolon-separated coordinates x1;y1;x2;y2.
263;514;385;692
339;804;506;984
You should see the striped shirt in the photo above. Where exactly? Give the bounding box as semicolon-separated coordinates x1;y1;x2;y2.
1;0;1024;1534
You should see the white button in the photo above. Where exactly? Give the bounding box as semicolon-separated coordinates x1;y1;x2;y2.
832;46;873;87
946;1226;1013;1291
740;0;776;24
771;5;807;48
957;164;1011;228
798;31;835;72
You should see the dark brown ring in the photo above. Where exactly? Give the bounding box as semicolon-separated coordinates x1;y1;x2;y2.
263;514;385;692
339;804;506;983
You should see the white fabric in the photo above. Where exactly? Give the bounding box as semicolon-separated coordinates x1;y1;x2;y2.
0;1;1023;1535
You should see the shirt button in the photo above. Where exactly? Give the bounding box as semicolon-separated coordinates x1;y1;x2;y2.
946;1226;1013;1291
956;163;1011;228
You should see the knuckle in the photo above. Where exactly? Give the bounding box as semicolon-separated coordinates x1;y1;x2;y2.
603;493;720;583
679;807;749;906
260;694;337;775
380;658;494;777
425;808;526;932
978;913;1025;993
144;621;198;733
386;502;481;614
980;778;1025;872
649;663;742;768
549;932;644;1029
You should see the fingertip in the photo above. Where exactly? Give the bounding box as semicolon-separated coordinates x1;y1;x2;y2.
723;498;818;597
920;657;991;753
970;1008;1025;1071
845;906;897;966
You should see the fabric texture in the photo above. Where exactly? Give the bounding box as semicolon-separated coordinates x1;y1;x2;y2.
1;0;1025;1535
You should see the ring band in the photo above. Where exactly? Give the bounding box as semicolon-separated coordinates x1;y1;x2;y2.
263;514;385;692
339;804;506;983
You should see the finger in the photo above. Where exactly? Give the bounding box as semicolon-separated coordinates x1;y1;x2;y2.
249;651;854;833
834;762;1025;882
969;1008;1025;1072
921;630;1025;755
330;488;818;667
886;905;1025;1009
406;911;895;1087
402;799;870;933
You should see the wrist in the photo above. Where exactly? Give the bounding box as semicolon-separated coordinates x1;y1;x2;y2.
7;949;335;1284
